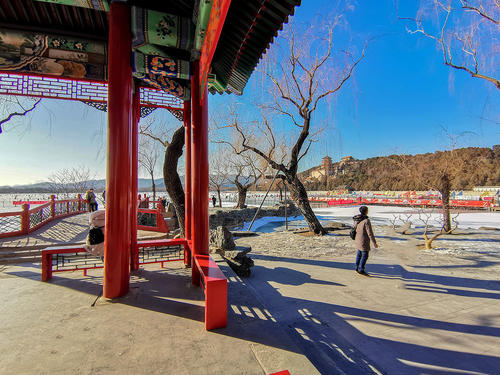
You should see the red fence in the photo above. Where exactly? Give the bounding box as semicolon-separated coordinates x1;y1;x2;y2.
0;195;88;239
137;197;169;233
0;195;170;239
315;196;494;209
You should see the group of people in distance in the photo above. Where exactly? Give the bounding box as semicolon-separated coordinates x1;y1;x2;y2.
84;188;104;213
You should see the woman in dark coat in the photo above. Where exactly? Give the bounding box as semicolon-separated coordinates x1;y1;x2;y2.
353;206;378;276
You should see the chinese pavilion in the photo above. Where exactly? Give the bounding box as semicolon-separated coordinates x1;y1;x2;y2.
0;0;300;327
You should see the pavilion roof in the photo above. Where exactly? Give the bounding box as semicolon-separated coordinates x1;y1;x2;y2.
0;0;300;96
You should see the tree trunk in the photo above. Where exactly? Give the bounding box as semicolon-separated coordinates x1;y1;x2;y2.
163;126;185;236
217;189;222;207
235;184;248;209
423;231;444;250
440;174;451;232
287;175;326;235
278;185;283;202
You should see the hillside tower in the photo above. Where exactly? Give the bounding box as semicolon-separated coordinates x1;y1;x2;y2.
322;156;333;176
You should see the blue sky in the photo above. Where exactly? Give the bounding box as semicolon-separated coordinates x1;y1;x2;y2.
0;0;498;185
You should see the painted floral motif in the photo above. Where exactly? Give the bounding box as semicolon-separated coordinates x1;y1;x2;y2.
49;38;88;52
156;15;175;40
150;56;176;73
142;74;186;100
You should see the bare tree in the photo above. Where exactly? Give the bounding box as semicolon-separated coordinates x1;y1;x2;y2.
397;132;469;232
230;152;264;209
138;137;161;201
218;12;366;234
417;208;459;249
209;146;231;207
0;96;42;134
48;166;97;199
139;116;186;235
399;0;499;89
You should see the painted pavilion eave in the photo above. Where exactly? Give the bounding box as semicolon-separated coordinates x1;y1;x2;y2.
0;0;300;97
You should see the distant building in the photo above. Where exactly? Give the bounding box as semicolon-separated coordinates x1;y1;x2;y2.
473;186;500;193
321;156;333;176
334;156;355;175
299;155;357;182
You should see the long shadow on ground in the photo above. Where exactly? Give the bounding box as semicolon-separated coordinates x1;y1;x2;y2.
243;254;500;374
6;254;500;374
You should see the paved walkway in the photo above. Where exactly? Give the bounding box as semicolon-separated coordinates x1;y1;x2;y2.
2;220;499;374
0;213;166;249
0;259;317;375
242;251;500;374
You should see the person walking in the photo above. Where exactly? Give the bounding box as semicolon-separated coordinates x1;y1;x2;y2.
211;195;217;207
353;206;378;276
85;188;98;212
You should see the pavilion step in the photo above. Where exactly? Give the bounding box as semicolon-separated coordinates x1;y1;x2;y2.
0;255;42;264
0;248;43;257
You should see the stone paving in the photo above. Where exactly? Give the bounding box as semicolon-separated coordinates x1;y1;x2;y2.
0;259;317;375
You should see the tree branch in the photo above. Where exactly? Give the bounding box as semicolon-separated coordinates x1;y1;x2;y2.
0;98;42;134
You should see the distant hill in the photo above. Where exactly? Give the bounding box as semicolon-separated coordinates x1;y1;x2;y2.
300;146;500;191
0;178;169;193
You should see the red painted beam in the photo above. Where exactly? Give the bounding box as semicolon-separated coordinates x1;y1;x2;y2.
104;2;132;299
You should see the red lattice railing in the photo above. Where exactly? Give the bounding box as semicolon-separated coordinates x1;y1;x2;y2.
0;195;87;239
0;72;184;110
137;198;169;233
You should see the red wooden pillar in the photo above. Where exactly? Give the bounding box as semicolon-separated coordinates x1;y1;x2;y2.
191;60;209;285
104;2;133;299
131;86;140;271
184;100;192;267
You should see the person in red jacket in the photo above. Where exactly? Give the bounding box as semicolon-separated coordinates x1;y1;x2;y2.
353;206;378;276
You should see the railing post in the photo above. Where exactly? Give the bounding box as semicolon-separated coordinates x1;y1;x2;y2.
41;253;53;281
50;195;56;218
21;203;30;234
78;194;82;211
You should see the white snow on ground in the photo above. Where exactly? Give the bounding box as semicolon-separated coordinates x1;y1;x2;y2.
240;206;500;256
313;205;500;230
242;205;500;232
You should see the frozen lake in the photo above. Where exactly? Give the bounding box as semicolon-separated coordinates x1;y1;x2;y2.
243;205;500;232
2;193;498;231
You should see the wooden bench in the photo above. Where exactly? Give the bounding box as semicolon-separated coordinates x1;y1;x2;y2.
135;238;189;267
42;239;188;281
193;254;227;330
41;245;94;281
